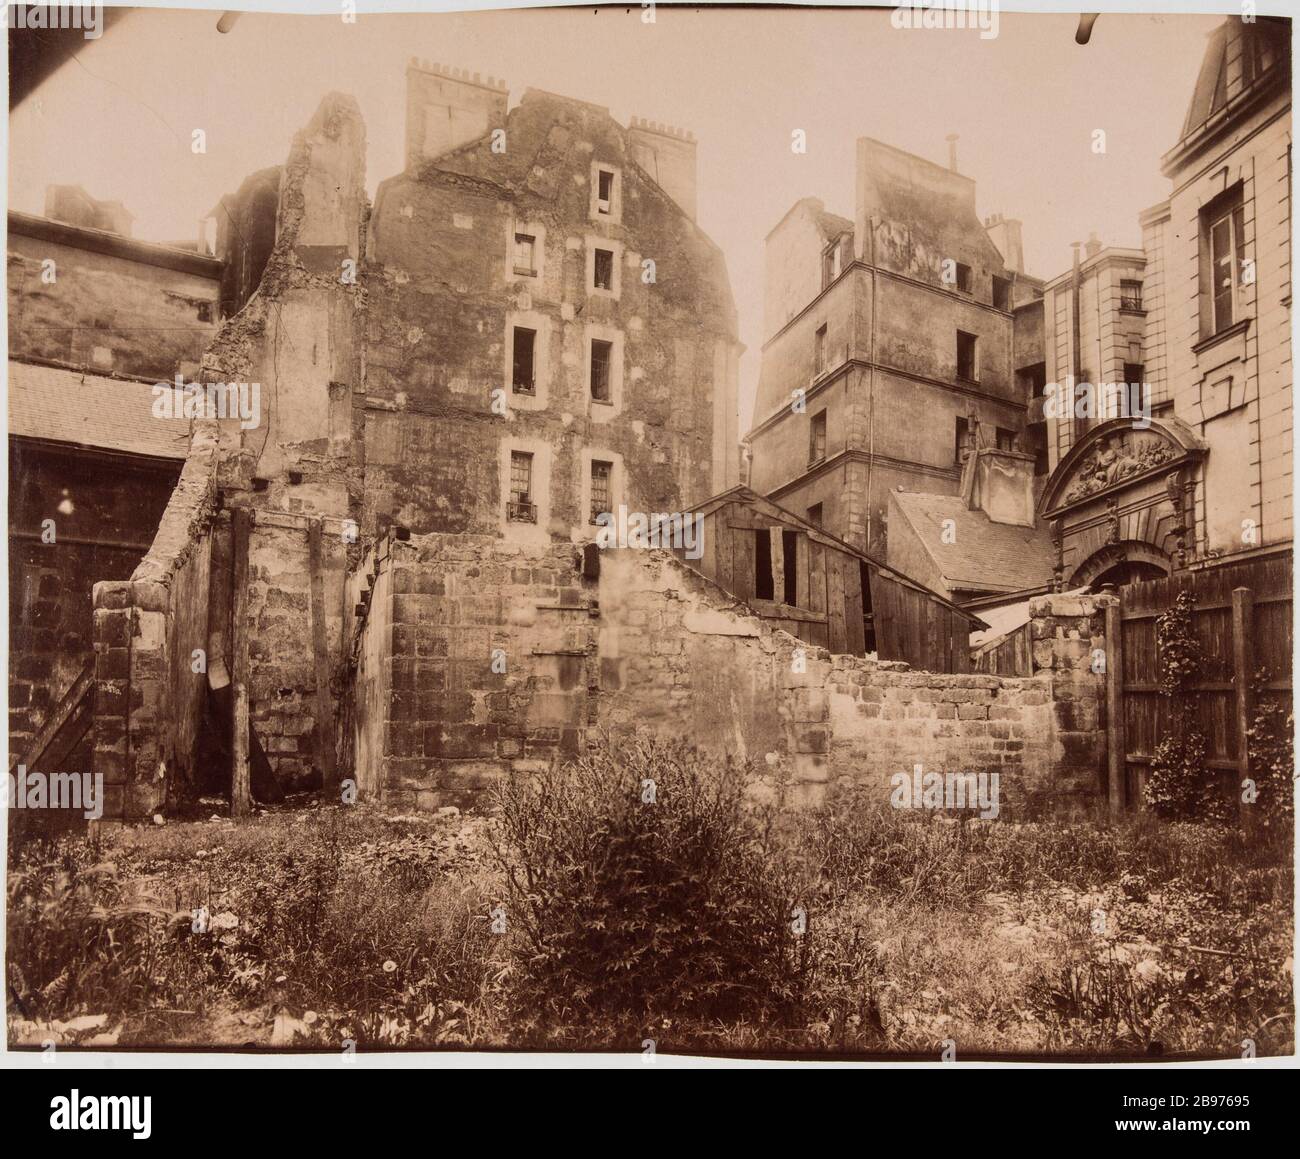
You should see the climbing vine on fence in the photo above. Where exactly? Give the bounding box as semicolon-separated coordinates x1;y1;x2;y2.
1246;670;1295;826
1145;590;1226;823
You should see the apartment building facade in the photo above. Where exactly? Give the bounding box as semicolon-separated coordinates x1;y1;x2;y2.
746;139;1047;560
1039;15;1291;587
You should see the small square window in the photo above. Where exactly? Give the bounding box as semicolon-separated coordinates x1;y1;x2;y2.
996;427;1016;452
512;327;536;395
807;503;823;528
590;460;613;525
809;410;827;464
956;331;978;381
597;169;615;215
1120;280;1143;311
590;339;613;402
593;248;614;291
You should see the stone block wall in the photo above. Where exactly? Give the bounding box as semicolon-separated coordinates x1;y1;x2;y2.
368;533;598;811
360;540;1110;819
91;426;218;819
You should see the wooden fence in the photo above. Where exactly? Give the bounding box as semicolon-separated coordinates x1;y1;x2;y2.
1105;554;1293;812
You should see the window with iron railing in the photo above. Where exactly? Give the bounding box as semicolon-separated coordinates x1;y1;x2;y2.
512;326;536;395
508;452;536;522
590;460;612;525
1120;280;1143;311
590;339;613;402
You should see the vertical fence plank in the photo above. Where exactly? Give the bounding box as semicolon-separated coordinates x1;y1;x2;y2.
1232;586;1255;825
1105;598;1125;815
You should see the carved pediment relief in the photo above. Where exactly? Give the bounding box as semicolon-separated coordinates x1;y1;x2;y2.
1061;431;1176;504
1041;417;1206;516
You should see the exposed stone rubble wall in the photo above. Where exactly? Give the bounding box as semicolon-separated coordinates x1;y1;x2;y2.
199;92;367;790
363;541;1109;818
91;424;219;819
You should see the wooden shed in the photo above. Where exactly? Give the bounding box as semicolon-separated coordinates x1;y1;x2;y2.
675;487;986;673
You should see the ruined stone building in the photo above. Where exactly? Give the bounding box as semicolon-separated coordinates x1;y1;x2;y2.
74;63;753;818
7;189;220;766
1039;14;1292;590
20;22;1287;823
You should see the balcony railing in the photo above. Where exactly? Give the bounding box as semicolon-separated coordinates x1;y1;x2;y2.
507;500;537;524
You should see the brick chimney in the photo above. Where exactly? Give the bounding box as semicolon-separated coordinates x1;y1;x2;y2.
44;184;134;236
405;59;507;170
1084;230;1102;259
626;117;697;221
984;213;1024;274
960;422;1036;527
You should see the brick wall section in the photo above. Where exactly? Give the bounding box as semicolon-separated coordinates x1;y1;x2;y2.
91;425;219;820
371;543;1108;818
1029;592;1111;807
377;534;597;811
595;552;1106;815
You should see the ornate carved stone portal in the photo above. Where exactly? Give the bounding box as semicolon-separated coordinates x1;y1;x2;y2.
1040;417;1207;590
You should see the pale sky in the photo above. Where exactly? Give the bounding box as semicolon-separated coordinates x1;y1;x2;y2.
8;6;1221;427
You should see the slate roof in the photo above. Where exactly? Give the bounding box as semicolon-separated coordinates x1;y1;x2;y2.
816;209;854;240
7;361;191;460
890;490;1056;596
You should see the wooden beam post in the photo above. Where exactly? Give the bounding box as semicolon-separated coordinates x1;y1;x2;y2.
230;507;253;818
308;518;339;797
1104;597;1125;816
1231;586;1255;827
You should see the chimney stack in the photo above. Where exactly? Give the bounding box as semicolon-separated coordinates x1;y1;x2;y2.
1084;231;1102;259
946;133;959;173
405;59;508;170
627;117;698;221
985;214;1024;274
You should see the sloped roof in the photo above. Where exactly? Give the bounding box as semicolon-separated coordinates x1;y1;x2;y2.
1179;17;1288;142
7;361;190;460
890;490;1056;596
695;484;987;627
816;208;853;240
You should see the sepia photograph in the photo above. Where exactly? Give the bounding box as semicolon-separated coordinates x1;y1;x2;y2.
1;0;1295;1095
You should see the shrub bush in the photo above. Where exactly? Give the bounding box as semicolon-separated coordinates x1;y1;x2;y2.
489;739;818;1039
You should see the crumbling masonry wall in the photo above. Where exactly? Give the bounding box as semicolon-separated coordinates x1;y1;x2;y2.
91;425;218;819
199;92;367;790
362;542;1108;817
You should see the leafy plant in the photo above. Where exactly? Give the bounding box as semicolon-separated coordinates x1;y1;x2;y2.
489;738;818;1040
1145;590;1225;822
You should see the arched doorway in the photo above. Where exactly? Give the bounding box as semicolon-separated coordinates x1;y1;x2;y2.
1071;541;1172;591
